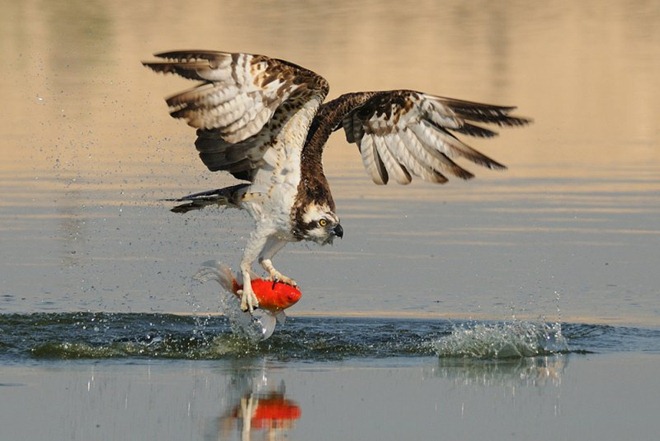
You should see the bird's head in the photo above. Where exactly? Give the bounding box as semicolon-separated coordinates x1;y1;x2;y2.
297;203;343;245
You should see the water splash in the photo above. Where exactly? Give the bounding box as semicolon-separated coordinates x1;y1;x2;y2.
433;320;569;359
219;291;277;341
193;260;278;341
4;313;656;362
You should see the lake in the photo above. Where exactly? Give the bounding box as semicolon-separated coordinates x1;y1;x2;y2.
1;1;659;440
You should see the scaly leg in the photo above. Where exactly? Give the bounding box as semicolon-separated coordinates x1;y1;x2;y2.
238;230;271;312
259;236;296;286
239;395;257;436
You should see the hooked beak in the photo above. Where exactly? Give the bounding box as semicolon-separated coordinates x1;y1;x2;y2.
333;224;344;239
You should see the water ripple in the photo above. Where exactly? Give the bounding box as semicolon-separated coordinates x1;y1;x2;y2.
1;313;658;362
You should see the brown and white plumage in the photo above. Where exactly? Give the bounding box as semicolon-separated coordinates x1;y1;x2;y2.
143;50;531;311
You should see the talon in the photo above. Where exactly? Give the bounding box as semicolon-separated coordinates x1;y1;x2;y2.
241;304;259;312
282;277;297;287
236;289;248;312
273;277;297;287
237;286;259;312
269;271;297;287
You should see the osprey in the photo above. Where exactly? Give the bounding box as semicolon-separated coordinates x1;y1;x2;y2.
143;50;530;311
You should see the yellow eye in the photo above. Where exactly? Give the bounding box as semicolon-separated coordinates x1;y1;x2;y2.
319;219;327;227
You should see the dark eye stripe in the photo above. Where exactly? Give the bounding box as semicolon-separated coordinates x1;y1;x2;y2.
304;219;331;230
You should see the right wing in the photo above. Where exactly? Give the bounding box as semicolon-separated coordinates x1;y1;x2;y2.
309;90;531;185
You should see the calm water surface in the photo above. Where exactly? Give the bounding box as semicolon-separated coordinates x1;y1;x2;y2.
1;1;660;440
2;0;659;324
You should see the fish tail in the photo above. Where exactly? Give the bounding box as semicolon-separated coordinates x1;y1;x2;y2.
274;310;287;325
194;260;237;293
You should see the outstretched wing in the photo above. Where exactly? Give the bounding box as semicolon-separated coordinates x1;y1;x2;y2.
311;91;531;185
143;50;328;181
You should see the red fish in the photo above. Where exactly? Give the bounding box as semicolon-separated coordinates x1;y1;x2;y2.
197;261;302;313
229;278;302;313
195;261;302;339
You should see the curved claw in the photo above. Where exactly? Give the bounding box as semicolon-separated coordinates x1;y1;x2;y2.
270;272;297;287
237;287;259;312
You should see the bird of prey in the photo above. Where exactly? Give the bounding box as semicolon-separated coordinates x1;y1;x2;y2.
143;50;530;311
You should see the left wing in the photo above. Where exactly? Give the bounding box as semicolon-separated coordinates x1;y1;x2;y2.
310;90;531;185
143;50;329;181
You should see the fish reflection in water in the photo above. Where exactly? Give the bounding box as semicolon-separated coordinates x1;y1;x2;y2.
215;364;301;440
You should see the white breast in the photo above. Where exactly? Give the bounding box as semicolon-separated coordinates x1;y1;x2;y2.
244;97;323;237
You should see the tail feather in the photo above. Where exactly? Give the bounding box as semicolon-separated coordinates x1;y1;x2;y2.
166;184;249;213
